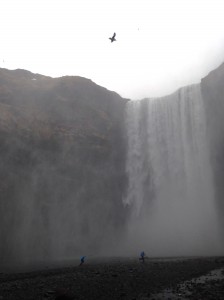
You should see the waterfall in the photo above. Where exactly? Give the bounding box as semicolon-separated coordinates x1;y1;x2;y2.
124;84;223;256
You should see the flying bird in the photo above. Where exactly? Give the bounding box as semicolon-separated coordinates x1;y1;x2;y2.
109;32;116;43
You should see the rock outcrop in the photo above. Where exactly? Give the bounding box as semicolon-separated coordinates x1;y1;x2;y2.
0;68;128;266
201;63;224;222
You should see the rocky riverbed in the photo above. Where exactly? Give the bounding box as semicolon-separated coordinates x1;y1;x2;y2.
0;257;224;299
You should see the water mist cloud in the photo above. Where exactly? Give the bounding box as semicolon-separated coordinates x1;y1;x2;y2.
122;84;224;257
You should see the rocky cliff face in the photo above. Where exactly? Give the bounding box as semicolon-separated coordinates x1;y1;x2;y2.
0;68;129;266
201;63;224;222
1;62;224;267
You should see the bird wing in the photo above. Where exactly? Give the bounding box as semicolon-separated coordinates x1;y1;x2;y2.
113;32;116;38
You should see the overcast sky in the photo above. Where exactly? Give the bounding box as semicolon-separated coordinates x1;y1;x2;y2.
1;0;224;99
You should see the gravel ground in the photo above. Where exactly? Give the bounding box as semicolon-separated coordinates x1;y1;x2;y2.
0;257;224;300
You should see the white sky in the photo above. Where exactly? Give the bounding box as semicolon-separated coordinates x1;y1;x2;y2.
1;0;224;99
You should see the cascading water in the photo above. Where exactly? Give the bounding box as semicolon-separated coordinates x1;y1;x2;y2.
124;84;223;256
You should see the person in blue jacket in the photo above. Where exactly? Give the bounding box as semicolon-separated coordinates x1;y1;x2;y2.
139;251;145;263
79;256;86;266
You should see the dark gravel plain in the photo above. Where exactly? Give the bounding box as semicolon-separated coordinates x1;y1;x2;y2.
0;257;224;300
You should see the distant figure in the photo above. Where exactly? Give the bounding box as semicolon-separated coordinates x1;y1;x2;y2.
139;251;145;263
79;256;86;266
109;32;116;43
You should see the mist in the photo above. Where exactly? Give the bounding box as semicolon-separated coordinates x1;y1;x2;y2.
120;83;224;257
1;63;224;271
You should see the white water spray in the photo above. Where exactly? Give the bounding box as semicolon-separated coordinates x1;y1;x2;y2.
124;84;223;256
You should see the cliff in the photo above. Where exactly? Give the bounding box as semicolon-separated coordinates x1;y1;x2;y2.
2;61;224;267
0;68;129;265
201;63;224;220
